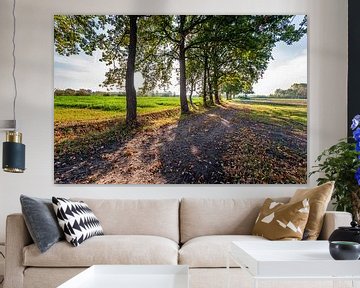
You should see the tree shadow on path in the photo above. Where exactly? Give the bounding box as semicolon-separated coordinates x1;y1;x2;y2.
159;105;240;184
159;104;307;184
55;104;307;184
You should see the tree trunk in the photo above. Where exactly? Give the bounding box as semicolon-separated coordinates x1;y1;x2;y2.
213;59;220;104
179;15;190;114
226;91;230;100
208;91;214;106
125;16;138;126
214;89;220;104
214;76;220;104
189;79;196;109
208;69;214;105
203;54;208;107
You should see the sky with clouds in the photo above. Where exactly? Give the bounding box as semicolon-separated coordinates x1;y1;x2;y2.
54;15;307;96
252;34;307;95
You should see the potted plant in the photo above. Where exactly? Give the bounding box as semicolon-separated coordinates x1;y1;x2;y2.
310;115;360;222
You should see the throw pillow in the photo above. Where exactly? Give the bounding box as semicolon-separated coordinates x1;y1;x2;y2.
20;195;64;253
52;197;104;247
289;181;334;240
252;198;310;240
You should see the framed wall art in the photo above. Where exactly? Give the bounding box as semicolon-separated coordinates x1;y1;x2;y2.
54;15;307;184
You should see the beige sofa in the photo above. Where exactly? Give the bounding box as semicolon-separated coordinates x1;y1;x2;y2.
4;198;352;288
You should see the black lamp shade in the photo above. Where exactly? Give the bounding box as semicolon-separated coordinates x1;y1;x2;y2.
2;141;25;173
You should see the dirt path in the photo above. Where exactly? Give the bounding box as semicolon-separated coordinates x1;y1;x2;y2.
55;103;307;184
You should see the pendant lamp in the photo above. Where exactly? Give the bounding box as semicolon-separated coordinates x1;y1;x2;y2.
1;0;26;173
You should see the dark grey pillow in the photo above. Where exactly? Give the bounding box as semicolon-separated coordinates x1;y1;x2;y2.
20;195;64;253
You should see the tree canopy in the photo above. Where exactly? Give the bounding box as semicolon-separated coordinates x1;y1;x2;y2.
54;15;307;125
271;83;307;99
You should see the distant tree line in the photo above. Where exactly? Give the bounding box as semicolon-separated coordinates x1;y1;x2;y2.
270;83;307;99
54;89;92;96
54;89;128;96
54;88;180;97
54;15;307;126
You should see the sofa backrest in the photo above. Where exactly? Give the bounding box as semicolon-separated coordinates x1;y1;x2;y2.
73;198;180;243
180;198;289;243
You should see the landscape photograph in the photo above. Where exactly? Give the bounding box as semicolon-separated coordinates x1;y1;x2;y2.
54;15;307;184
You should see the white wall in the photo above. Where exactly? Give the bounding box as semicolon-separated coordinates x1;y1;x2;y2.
0;0;348;242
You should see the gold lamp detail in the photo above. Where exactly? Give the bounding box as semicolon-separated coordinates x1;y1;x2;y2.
1;0;26;173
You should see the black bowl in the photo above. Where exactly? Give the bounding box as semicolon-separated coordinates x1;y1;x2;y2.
329;241;360;260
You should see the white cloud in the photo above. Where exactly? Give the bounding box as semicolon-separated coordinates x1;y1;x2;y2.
252;31;307;96
54;50;109;91
55;50;146;92
253;49;307;96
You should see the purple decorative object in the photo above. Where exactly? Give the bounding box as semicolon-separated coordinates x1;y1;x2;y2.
351;115;360;186
356;168;360;186
354;128;360;142
351;115;360;130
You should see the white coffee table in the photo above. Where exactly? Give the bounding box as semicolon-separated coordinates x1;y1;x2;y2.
58;265;189;288
228;241;360;288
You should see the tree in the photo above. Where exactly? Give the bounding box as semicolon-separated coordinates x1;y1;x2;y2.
182;15;307;106
65;88;76;95
186;56;202;108
54;89;65;96
136;16;174;94
98;15;140;126
221;73;248;99
178;16;190;113
139;15;210;113
55;15;307;120
125;16;138;125
290;83;307;98
271;83;307;98
54;15;102;56
54;15;140;126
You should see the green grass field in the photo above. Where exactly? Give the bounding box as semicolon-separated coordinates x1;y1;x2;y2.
55;95;307;128
232;98;307;127
55;95;201;123
250;97;306;102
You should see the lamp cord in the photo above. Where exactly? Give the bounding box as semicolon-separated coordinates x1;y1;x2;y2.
12;0;18;129
0;251;4;284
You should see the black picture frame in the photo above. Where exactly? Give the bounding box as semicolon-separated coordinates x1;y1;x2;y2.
348;0;360;138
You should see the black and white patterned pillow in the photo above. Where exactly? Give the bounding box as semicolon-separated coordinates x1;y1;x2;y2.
52;197;104;247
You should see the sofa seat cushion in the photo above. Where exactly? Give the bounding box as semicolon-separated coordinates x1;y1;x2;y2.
179;235;267;268
23;235;178;267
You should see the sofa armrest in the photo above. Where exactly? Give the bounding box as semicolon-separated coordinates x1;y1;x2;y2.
4;214;33;288
318;211;352;240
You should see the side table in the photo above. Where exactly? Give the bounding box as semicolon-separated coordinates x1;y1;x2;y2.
227;241;360;288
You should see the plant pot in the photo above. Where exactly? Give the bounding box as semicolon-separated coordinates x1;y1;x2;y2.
329;241;360;260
